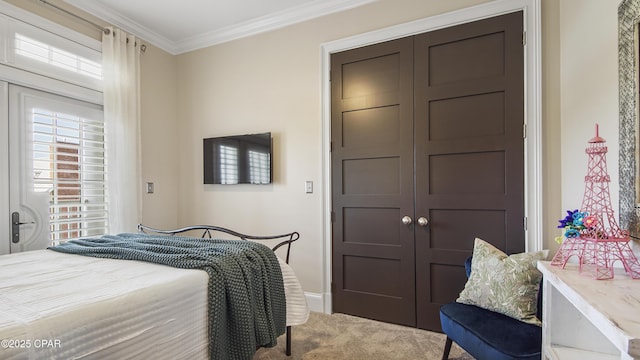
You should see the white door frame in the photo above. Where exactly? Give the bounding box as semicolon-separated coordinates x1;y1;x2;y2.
320;0;542;313
0;81;9;255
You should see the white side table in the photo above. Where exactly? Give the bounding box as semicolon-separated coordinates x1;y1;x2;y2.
537;261;640;359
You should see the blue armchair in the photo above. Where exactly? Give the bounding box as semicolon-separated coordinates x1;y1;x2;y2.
439;257;543;360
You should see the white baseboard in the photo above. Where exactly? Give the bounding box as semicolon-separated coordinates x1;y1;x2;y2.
304;292;329;313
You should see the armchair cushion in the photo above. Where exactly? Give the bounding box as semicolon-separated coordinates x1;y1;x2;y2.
440;302;542;360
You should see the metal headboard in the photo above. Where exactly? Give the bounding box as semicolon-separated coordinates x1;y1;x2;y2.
137;224;300;264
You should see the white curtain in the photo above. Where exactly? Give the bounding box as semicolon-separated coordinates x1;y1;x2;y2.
102;27;142;233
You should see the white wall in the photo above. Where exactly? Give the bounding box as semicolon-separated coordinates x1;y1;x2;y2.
139;45;180;230
559;0;620;218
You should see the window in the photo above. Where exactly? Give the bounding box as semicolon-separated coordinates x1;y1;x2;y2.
1;10;103;93
15;33;102;80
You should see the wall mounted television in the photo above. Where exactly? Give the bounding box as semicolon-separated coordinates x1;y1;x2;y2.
203;132;272;184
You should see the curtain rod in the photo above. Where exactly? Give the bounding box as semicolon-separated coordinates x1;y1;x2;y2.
38;0;147;52
38;0;110;35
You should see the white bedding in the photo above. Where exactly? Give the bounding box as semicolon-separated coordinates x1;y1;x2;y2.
0;249;309;360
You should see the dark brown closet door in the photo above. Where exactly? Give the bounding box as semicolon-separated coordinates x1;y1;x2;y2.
330;38;416;326
414;11;525;331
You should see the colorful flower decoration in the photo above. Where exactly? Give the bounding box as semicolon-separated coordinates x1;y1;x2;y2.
565;228;580;238
583;216;598;228
555;209;595;243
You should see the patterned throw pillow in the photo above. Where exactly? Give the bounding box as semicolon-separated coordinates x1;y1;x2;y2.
456;238;548;326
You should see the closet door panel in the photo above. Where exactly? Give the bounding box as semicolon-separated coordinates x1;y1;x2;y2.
331;37;416;327
414;11;525;331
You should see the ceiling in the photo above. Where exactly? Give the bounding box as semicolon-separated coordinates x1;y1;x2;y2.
62;0;376;55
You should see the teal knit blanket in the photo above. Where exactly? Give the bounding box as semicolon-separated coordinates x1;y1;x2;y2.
49;233;286;360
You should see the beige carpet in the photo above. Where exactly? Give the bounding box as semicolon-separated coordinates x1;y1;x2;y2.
253;312;474;360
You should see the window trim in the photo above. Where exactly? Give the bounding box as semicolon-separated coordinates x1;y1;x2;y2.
0;2;100;51
0;1;102;105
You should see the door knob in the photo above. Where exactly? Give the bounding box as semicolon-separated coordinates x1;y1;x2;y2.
401;216;412;225
417;217;429;227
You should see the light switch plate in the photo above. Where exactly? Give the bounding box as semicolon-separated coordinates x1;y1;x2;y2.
146;182;154;194
305;181;313;193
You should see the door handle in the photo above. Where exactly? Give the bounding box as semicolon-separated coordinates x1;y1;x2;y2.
417;217;429;227
11;212;34;244
401;216;412;225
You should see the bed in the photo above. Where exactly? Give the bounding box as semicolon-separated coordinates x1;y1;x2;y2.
0;224;309;360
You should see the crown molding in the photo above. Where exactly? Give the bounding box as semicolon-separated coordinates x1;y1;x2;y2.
174;0;376;54
62;0;376;55
61;0;174;52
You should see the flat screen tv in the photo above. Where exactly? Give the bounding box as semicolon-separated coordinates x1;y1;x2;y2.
203;132;272;184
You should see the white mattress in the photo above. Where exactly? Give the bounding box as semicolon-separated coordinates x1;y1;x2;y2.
0;249;309;360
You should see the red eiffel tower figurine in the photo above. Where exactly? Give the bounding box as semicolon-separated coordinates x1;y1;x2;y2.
550;124;640;279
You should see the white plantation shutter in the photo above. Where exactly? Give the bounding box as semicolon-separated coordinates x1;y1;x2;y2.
31;106;107;242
